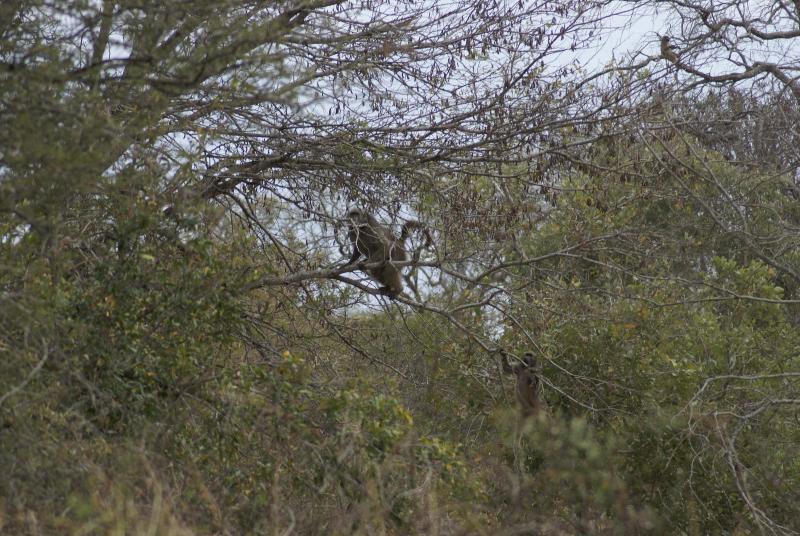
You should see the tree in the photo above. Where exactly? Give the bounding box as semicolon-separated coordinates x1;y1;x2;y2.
3;0;800;534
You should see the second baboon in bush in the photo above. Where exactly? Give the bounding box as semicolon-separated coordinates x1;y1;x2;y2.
502;351;544;417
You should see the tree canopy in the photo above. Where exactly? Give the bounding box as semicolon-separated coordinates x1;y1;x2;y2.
2;0;800;534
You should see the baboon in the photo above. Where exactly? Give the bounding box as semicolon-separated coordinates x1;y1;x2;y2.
344;208;431;298
659;35;679;64
502;351;544;417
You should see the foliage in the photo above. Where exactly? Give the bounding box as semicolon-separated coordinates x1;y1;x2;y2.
3;0;800;534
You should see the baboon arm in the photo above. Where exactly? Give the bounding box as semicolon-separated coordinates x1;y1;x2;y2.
345;227;363;264
347;246;362;265
500;352;515;375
